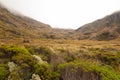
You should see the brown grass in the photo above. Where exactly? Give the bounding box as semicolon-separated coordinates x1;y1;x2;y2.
1;38;120;51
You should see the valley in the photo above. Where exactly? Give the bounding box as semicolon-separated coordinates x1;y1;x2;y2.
0;4;120;80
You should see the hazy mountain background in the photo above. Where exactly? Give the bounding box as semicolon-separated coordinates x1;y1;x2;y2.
1;4;120;41
72;11;120;40
0;5;73;40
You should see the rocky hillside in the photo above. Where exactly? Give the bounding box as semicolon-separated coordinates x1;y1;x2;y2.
73;11;120;40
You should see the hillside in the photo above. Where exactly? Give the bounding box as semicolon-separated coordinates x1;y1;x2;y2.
73;11;120;40
0;5;74;41
0;5;52;39
2;3;120;41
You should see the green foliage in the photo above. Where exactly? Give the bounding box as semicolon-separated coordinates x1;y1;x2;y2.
97;51;120;67
65;56;74;62
2;45;30;55
36;46;54;62
0;45;38;79
0;64;9;80
24;45;36;55
0;45;120;80
0;45;37;67
57;48;76;62
51;71;60;80
34;63;52;80
58;60;120;80
96;65;120;80
0;45;30;59
10;47;37;79
12;53;36;67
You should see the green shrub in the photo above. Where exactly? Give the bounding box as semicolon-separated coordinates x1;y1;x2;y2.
34;63;52;80
58;60;120;80
0;64;9;80
11;51;37;79
12;53;36;66
36;46;54;62
97;65;120;80
97;51;120;67
0;45;30;59
51;71;60;80
0;45;38;79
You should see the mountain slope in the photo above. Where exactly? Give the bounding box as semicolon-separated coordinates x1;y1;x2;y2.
0;5;52;39
1;4;120;41
74;11;120;40
0;5;74;40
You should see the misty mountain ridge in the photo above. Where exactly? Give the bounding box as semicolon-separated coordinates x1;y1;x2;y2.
0;4;73;40
73;11;120;40
0;4;120;40
0;4;52;39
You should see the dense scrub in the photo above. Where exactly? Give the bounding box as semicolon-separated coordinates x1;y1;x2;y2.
58;60;120;80
0;45;120;80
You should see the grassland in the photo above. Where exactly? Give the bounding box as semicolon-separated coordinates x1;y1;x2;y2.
1;38;120;50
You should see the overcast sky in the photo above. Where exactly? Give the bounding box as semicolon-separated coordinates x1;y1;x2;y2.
0;0;120;29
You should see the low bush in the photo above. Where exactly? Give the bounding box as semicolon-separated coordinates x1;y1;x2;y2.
0;64;9;80
0;45;30;59
58;60;120;80
34;63;52;80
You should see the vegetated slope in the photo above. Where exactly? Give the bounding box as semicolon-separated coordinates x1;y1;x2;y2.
0;4;74;40
0;5;52;39
74;11;120;40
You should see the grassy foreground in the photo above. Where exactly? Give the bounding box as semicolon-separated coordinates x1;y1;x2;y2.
0;39;120;80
